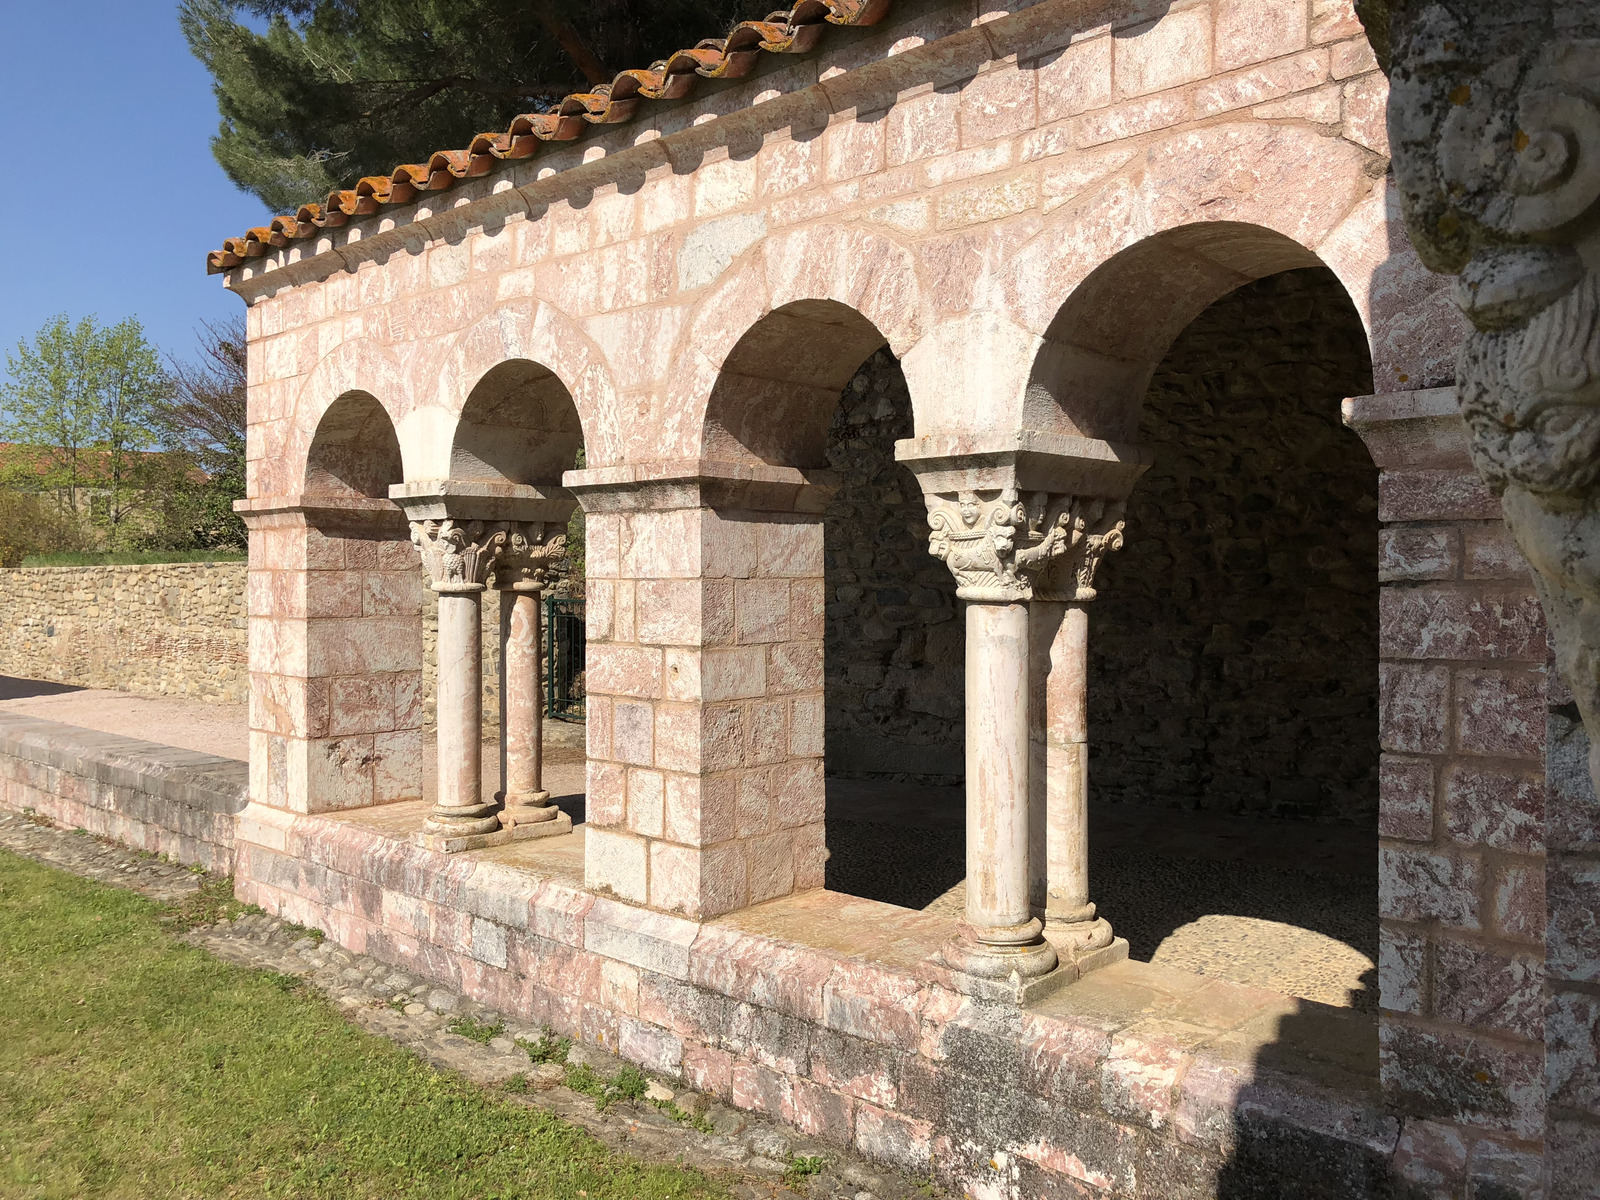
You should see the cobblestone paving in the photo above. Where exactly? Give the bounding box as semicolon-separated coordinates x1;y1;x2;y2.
0;810;924;1200
828;822;1378;1012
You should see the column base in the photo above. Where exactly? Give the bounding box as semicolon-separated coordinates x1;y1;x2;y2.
412;810;572;853
1041;910;1126;976
497;791;557;828
939;919;1063;1003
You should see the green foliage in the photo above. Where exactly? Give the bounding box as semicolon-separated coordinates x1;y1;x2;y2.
18;548;246;567
0;488;86;568
158;872;263;932
181;0;747;212
565;443;586;588
155;317;249;552
447;1015;508;1045
518;1026;573;1066
783;1154;827;1189
0;314;168;551
0;848;727;1199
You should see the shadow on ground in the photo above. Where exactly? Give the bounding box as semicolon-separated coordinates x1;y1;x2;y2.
0;676;84;701
825;781;1378;1012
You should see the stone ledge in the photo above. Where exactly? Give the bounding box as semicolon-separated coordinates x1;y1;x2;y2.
0;713;247;872
0;714;248;815
233;800;1393;1197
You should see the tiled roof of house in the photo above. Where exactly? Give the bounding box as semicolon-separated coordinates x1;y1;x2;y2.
207;0;890;274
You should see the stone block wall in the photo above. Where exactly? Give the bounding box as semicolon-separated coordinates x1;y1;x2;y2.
1346;389;1551;1193
823;349;963;781
1092;268;1381;825
0;712;247;872
582;489;827;918
0;562;248;702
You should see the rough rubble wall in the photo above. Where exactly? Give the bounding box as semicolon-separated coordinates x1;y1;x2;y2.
823;349;963;780
1090;268;1380;824
0;562;248;702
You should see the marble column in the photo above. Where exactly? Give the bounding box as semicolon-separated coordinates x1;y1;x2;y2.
946;597;1059;982
921;488;1058;992
494;521;565;829
411;518;504;840
1028;601;1116;958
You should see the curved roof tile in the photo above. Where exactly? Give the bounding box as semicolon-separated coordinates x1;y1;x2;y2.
208;0;891;274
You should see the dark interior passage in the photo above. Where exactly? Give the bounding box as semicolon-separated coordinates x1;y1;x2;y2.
821;270;1380;1010
1090;268;1379;825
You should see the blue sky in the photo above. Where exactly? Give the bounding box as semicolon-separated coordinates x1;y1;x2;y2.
0;2;270;370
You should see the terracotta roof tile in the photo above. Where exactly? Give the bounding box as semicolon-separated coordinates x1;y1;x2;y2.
207;0;892;274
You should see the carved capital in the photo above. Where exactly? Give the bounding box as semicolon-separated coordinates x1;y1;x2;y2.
493;521;569;592
925;488;1124;603
410;519;505;593
1386;1;1600;790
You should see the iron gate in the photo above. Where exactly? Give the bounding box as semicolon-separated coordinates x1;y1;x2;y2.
544;596;586;720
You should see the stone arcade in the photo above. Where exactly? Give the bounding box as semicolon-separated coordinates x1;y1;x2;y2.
197;0;1595;1194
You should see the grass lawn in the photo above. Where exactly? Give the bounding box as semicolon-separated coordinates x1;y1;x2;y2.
0;848;726;1200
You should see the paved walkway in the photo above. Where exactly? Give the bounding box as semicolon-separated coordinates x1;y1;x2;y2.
0;675;1376;1010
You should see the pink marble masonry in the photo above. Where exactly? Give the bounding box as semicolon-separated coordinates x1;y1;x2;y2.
233;804;1398;1197
582;504;827;918
207;0;1587;1190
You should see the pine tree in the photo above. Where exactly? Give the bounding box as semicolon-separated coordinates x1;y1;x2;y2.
182;0;745;213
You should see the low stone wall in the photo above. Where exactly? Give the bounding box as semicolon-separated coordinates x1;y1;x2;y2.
0;713;247;872
235;802;1400;1199
0;562;248;702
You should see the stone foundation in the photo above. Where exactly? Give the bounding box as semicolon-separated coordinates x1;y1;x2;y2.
233;799;1399;1198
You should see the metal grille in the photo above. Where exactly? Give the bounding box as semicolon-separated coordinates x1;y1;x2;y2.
544;596;586;720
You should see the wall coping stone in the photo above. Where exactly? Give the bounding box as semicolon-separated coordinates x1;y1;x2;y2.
0;713;248;815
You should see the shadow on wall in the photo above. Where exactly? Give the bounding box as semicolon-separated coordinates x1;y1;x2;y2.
1090;267;1380;828
822;348;964;784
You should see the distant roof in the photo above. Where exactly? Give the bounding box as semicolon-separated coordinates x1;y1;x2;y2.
208;0;891;274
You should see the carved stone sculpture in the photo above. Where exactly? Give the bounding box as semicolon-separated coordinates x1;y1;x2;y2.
1380;0;1600;792
924;488;1126;602
410;518;505;593
494;521;568;593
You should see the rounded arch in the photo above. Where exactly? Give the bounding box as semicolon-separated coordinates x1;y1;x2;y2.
703;299;889;468
1004;122;1382;441
451;358;584;485
672;224;934;465
286;337;410;498
433;300;618;471
304;390;404;500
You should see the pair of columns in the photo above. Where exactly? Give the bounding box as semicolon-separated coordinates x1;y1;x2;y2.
401;494;573;851
902;435;1149;999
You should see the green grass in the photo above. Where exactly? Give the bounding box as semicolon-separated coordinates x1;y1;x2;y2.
17;549;245;567
0;848;727;1200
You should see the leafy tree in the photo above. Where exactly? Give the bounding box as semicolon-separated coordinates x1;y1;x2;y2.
0;490;86;568
154;318;249;551
182;0;744;212
0;315;168;551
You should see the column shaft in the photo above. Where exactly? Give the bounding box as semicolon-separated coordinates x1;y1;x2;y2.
499;585;555;823
966;600;1034;931
944;600;1057;986
426;587;497;834
1030;601;1091;919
